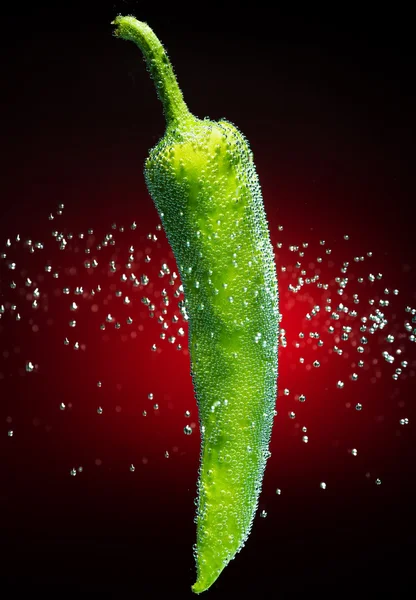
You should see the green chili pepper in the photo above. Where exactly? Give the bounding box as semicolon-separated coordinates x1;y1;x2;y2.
112;15;279;594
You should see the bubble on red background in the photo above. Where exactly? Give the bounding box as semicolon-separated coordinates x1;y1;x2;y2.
0;202;415;505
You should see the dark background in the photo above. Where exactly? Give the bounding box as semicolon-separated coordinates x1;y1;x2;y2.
1;2;415;597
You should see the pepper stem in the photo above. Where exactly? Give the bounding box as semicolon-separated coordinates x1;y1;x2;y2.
112;15;192;127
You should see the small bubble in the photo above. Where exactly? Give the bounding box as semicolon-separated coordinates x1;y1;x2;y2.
184;424;192;435
351;448;358;456
355;403;363;411
130;464;135;472
375;478;382;485
276;488;282;495
97;407;103;415
260;510;267;518
320;482;327;490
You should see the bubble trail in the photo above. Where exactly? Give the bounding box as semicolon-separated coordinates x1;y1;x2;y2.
1;211;415;586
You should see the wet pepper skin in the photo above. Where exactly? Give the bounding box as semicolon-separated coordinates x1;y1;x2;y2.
112;15;279;594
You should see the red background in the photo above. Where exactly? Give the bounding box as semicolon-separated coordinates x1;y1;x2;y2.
1;2;415;596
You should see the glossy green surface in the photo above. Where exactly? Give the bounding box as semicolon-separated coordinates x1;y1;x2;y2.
112;15;279;593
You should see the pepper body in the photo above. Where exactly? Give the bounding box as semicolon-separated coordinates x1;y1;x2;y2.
112;16;279;594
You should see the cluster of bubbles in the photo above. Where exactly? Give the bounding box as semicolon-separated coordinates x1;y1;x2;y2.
0;203;198;476
0;205;414;499
274;224;414;495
